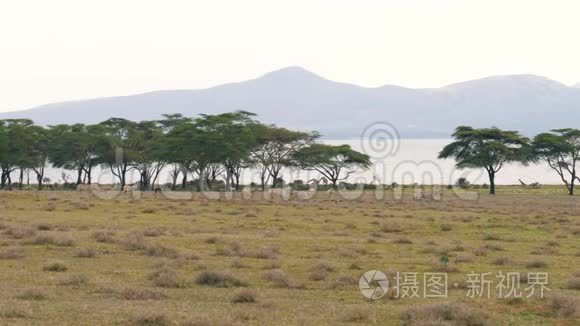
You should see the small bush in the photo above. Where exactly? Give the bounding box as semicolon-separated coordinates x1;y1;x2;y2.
564;277;580;290
547;293;579;318
195;271;247;288
492;257;513;266
58;274;89;286
143;244;180;259
339;307;369;322
129;312;170;326
0;247;25;259
262;269;304;289
120;232;148;251
43;261;68;272
26;234;74;246
148;264;181;288
143;228;163;237
0;304;32;319
231;289;257;303
15;289;47;300
483;233;501;241
4;226;36;239
525;260;548;269
400;302;489;325
440;224;452;232
75;248;97;258
92;230;116;243
393;237;413;244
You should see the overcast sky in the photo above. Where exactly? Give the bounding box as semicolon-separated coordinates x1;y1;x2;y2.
1;0;580;112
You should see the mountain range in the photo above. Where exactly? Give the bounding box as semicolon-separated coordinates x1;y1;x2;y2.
1;67;580;138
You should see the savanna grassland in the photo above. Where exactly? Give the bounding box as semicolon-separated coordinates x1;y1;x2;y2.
0;187;579;325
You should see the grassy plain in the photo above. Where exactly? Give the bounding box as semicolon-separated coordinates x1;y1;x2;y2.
0;186;578;325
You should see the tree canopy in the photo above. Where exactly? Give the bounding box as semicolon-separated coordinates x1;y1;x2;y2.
438;126;530;194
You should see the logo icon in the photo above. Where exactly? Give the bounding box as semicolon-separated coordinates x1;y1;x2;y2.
359;270;389;299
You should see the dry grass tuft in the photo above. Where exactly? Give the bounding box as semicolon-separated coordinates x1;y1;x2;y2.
339;306;369;322
547;293;579;318
58;274;89;286
129;311;170;326
231;289;257;303
74;248;97;258
92;230;116;243
564;277;580;290
148;264;182;288
400;302;489;325
195;271;247;288
43;261;68;272
15;288;47;301
26;233;74;246
262;269;304;289
525;260;548;269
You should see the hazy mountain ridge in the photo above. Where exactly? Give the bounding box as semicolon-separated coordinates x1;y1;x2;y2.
2;67;580;138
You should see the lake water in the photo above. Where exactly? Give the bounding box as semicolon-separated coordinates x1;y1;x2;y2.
39;139;561;186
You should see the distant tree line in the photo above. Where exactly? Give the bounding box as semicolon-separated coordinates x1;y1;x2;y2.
0;111;371;191
440;126;580;195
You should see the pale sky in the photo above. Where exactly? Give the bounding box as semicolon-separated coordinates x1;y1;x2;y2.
1;0;580;112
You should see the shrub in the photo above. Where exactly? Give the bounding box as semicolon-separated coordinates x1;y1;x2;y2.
547;293;579;318
4;226;36;239
262;269;304;289
15;289;47;300
492;257;513;266
148;264;181;288
0;304;32;319
92;230;116;243
143;228;163;237
120;232;148;251
43;261;68;272
26;234;74;246
564;277;580;290
393;237;413;244
231;289;257;303
195;271;247;288
143;244;180;259
339;307;369;322
400;302;489;325
0;247;25;259
75;248;97;258
129;312;170;326
440;224;452;231
58;274;89;286
525;260;548;269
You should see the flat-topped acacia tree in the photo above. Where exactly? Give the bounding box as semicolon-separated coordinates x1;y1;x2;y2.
532;128;580;195
438;126;530;195
292;144;371;189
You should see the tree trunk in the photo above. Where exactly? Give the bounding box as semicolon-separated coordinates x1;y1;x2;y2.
181;173;188;190
569;179;575;195
76;167;83;185
488;172;495;195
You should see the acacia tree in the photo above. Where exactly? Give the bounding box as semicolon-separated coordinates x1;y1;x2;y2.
29;125;51;189
0;119;35;189
158;114;192;190
99;118;139;187
250;126;318;189
48;124;104;185
292;144;371;188
438;126;530;195
532;129;580;195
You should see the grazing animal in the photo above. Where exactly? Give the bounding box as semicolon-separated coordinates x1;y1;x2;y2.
414;191;424;200
154;187;162;193
123;185;136;193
